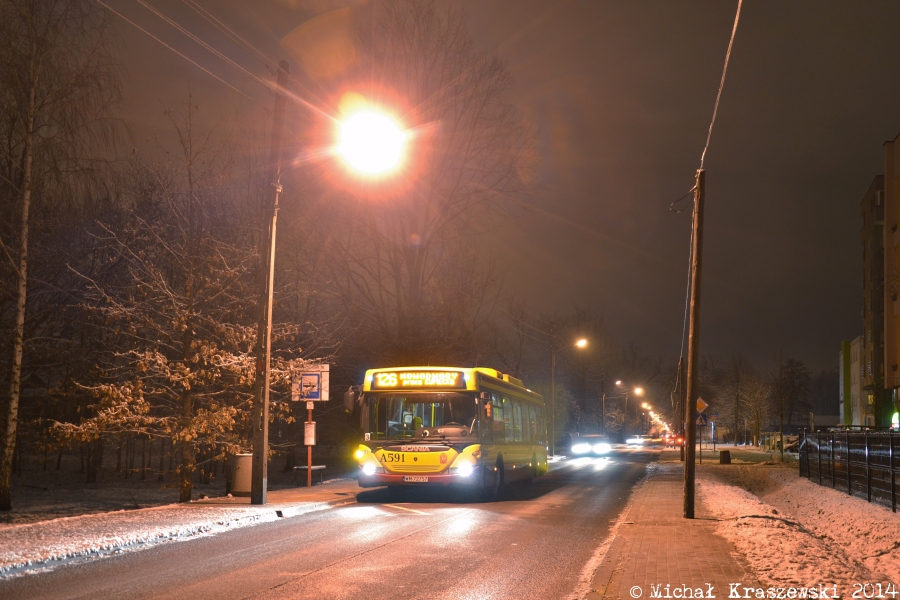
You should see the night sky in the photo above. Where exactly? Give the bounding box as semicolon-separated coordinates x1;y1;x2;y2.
107;0;900;373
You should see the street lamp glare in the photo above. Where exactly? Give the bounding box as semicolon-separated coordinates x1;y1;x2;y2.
575;338;588;348
615;380;622;386
634;387;644;396
337;110;407;175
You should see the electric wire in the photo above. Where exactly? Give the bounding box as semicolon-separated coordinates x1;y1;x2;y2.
181;0;275;70
97;0;340;175
699;0;743;170
675;0;743;399
135;0;278;97
94;0;253;101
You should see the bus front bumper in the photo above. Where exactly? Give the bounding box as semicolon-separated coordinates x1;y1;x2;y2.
357;466;487;488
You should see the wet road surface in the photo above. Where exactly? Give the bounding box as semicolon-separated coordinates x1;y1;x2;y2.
0;448;659;600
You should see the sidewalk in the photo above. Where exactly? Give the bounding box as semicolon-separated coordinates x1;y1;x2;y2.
585;455;756;599
0;478;361;577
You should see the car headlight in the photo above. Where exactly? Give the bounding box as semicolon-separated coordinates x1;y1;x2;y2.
593;443;611;453
572;443;590;454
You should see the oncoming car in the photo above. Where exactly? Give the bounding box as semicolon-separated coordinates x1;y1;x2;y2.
570;434;613;456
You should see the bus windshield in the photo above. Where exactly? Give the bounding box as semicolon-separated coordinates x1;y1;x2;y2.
366;393;478;440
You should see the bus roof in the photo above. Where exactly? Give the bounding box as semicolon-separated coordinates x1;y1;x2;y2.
362;366;543;405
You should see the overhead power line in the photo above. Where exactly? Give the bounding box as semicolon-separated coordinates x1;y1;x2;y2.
699;0;743;170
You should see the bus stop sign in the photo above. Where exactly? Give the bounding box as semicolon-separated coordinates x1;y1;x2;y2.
292;364;329;402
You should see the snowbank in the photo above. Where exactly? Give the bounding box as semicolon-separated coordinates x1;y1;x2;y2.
0;501;330;577
698;462;900;589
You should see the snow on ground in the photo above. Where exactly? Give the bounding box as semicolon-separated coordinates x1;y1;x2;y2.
0;455;308;526
0;499;334;577
698;460;900;590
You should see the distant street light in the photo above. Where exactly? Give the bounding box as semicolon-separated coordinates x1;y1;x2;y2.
550;337;588;456
615;381;645;439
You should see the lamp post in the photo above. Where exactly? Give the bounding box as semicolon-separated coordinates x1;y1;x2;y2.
250;60;290;506
615;380;643;439
250;78;408;505
549;337;587;456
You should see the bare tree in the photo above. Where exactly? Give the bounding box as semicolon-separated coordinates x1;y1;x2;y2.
0;0;122;511
770;357;810;456
714;354;749;444
741;369;769;446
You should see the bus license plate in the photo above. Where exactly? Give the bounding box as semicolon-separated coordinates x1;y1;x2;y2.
402;476;428;483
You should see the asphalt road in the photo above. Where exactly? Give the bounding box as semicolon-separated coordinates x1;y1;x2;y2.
0;448;658;600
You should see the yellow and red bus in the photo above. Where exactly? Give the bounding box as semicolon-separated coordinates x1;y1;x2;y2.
346;366;548;499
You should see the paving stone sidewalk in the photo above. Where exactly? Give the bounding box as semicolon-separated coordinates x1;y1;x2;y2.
586;459;757;599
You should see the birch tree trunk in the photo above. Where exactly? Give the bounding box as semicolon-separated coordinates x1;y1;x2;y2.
0;92;34;511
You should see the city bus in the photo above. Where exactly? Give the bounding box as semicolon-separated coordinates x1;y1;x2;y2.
345;366;548;499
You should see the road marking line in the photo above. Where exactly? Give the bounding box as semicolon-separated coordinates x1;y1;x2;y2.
383;504;430;515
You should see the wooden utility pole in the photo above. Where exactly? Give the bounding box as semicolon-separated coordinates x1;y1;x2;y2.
251;60;289;505
684;169;705;519
549;320;556;456
677;355;686;461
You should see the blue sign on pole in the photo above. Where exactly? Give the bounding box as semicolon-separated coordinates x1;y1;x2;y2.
696;413;708;426
291;364;330;402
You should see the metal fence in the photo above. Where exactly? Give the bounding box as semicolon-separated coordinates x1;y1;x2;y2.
799;430;898;512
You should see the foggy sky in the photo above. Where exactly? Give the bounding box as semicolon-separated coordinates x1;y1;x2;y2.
107;0;900;373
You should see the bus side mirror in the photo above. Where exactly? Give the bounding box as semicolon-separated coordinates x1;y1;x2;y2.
344;387;360;413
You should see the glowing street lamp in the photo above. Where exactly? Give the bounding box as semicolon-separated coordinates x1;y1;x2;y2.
550;337;588;456
336;108;408;175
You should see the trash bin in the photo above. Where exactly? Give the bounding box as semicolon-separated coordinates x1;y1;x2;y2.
719;450;731;464
231;453;253;497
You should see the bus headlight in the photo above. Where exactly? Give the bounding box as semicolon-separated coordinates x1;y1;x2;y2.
456;462;474;477
572;443;590;454
362;463;377;476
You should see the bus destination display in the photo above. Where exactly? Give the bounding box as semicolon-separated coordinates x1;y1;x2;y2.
372;371;465;389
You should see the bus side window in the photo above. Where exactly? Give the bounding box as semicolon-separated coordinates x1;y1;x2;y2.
537;407;545;444
492;394;506;443
480;398;493;442
513;401;523;442
525;405;535;443
502;397;513;441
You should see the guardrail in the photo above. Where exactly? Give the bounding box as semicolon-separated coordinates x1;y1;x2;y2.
798;430;898;512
